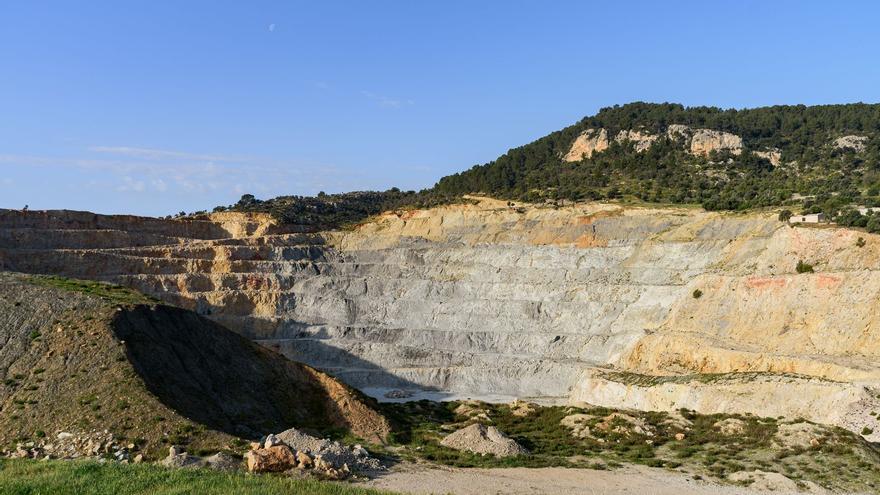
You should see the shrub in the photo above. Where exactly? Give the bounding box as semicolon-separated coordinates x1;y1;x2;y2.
778;210;793;222
692;289;703;299
862;427;873;436
796;260;814;273
856;237;866;248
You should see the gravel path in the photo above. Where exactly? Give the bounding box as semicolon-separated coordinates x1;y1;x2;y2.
359;462;825;495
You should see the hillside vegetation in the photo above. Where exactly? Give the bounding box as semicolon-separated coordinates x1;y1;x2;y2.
223;102;880;229
435;102;880;212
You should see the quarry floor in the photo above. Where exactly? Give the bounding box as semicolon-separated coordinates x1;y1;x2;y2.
360;462;808;495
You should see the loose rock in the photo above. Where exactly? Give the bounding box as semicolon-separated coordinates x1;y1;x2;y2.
246;445;296;473
440;424;528;457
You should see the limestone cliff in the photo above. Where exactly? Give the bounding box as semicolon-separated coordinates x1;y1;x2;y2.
563;128;608;160
563;125;745;161
3;199;880;437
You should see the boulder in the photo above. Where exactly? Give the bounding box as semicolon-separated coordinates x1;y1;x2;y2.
560;414;595;439
595;412;655;437
263;433;282;448
713;418;746;436
246;445;296;473
295;450;313;469
509;400;538;417
204;451;241;471
161;446;204;469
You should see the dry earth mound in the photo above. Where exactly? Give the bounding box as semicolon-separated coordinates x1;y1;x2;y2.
0;273;388;460
440;424;527;457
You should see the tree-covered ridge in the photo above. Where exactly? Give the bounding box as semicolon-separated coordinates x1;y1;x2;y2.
218;189;458;230
433;102;880;212
224;102;880;228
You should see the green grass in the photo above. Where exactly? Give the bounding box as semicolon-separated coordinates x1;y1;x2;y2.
0;459;395;495
24;276;158;306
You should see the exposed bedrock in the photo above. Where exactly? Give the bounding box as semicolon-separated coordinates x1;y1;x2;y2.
3;199;880;436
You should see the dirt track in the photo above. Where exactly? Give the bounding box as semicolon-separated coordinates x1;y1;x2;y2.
360;462;826;495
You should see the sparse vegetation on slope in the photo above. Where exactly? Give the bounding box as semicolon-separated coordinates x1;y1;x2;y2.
0;273;388;461
25;275;159;306
378;400;880;492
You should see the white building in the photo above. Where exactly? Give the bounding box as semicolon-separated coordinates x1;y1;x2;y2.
858;207;880;215
789;213;825;224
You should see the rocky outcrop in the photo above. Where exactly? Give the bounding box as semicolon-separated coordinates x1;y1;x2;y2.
615;130;658;152
688;128;743;156
834;135;868;152
564;125;743;160
568;370;880;439
440;424;528;457
563;128;609;160
755;148;782;166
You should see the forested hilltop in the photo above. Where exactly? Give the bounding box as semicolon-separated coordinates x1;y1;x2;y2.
220;102;880;229
434;102;880;211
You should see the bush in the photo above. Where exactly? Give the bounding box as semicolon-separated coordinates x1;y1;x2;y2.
857;237;866;248
862;427;873;436
796;260;814;274
778;210;792;222
692;289;703;299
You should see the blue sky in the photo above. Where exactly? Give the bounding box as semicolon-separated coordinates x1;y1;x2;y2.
1;1;879;216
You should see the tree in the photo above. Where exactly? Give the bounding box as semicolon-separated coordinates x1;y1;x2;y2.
778;210;792;222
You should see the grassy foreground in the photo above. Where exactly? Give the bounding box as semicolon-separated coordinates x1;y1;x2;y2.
0;459;394;495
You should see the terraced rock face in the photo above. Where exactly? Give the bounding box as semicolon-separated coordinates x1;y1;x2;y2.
3;200;880;437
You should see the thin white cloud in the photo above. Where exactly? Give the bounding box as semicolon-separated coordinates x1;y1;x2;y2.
87;146;238;162
268;23;276;32
0;147;363;204
361;90;414;108
152;179;168;192
117;176;146;192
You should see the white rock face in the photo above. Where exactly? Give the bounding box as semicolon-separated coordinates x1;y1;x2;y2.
834;135;868;152
688;128;743;156
614;130;658;152
563;128;608;161
5;199;880;434
568;370;880;437
564;125;744;160
755;148;782;166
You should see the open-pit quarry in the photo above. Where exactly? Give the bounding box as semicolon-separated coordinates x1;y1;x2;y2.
3;197;880;439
